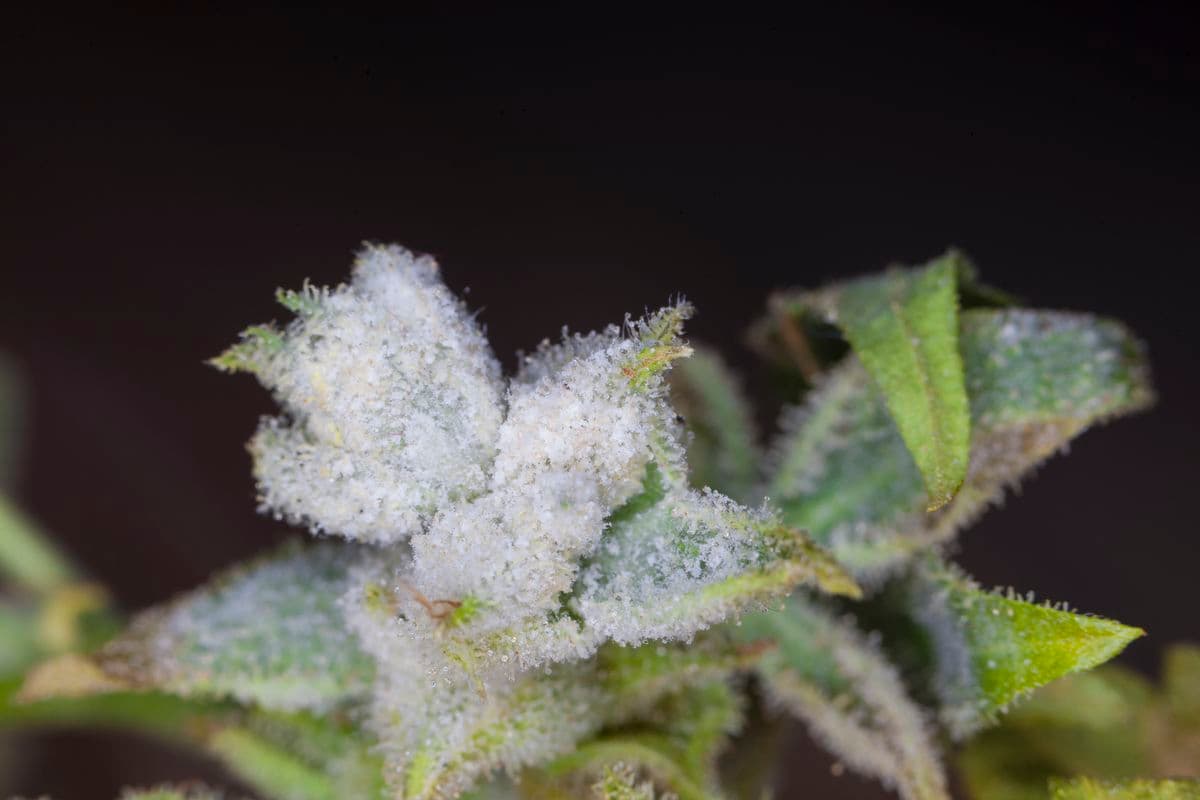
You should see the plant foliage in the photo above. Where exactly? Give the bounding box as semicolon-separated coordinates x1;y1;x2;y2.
1;245;1183;800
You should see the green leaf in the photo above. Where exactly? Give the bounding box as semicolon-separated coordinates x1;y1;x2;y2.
4;671;383;800
669;347;760;504
1049;778;1200;800
958;653;1200;799
81;542;373;711
535;738;715;800
208;323;285;375
902;560;1143;738
734;596;949;800
209;727;349;800
391;637;751;800
768;308;1152;580
571;476;859;649
526;679;739;800
213;709;386;800
458;460;859;678
830;253;970;511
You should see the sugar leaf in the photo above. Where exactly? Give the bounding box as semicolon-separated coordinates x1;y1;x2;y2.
768;308;1153;581
902;559;1143;738
378;638;747;800
571;474;859;651
74;542;374;712
525;680;740;800
734;596;949;800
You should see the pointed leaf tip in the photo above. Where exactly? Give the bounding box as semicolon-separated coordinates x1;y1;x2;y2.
910;560;1144;737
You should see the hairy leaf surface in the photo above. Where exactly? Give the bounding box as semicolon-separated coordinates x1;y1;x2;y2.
768;308;1152;580
734;596;949;800
900;560;1143;738
385;637;751;800
571;470;859;649
90;542;374;711
829;254;970;510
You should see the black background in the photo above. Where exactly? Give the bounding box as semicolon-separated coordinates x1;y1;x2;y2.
2;4;1197;797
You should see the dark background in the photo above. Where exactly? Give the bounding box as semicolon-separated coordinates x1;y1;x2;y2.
2;4;1197;798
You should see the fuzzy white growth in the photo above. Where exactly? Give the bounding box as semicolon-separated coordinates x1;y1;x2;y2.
247;244;504;543
409;474;606;633
497;336;663;507
400;309;689;642
369;664;605;800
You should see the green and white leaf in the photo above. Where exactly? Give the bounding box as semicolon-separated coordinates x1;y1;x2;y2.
734;595;949;800
210;710;385;800
901;559;1143;738
91;542;374;711
768;308;1152;581
669;347;760;504
570;465;859;650
959;645;1200;800
381;637;750;800
419;459;858;679
527;680;739;800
